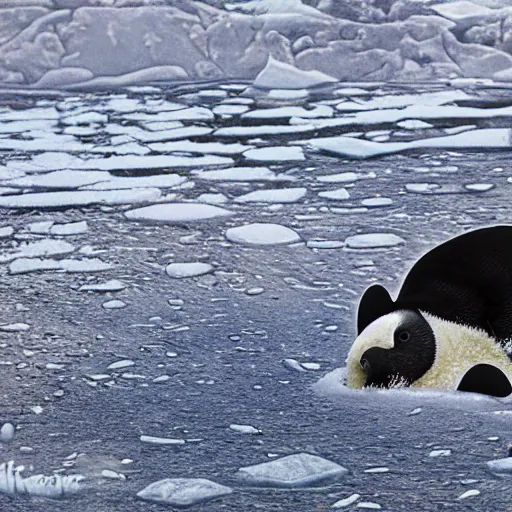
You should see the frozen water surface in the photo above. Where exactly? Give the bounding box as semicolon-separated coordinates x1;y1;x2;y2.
1;76;512;511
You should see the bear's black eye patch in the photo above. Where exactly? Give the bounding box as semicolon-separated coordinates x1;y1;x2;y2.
397;330;410;343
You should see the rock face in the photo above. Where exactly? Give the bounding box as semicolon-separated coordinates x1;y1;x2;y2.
3;0;512;86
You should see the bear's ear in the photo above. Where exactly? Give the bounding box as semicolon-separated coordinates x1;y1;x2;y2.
357;284;394;335
457;364;512;398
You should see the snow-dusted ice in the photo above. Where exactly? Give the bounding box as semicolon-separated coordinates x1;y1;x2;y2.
137;478;232;507
318;188;350;201
125;203;233;223
244;146;305;162
252;56;338;90
236;453;348;488
165;263;213;279
487;457;512;474
344;234;405;250
79;280;126;292
234;188;307;204
0;189;162;209
226;224;301;246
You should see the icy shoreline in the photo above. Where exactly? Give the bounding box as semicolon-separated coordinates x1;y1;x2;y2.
3;1;512;90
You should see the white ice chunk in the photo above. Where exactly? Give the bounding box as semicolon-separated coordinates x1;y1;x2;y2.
213;104;250;115
237;453;347;487
396;119;433;130
226;223;301;246
487;457;512;474
318;188;350;201
125;203;233;223
458;489;480;500
0;227;14;238
0;239;75;263
336;90;471;112
9;258;111;274
72;154;233;171
332;493;361;508
0;324;30;332
235;188;306;203
253;56;338;89
311;129;512;159
244;146;305;162
83;174;185;191
165;263;213;279
50;221;88;236
4;170;111;190
0;189;161;208
140;436;185;445
137;478;232;507
196;193;228;204
345;234;405;249
192;167;282;182
79;280;126;292
229;424;261;434
102;300;127;310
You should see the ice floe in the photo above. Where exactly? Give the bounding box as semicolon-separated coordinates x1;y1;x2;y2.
192;167;288;182
237;453;347;488
253;57;338;90
102;300;127;310
0;425;14;444
318;188;350;201
137;478;232;507
166;263;213;279
311;129;512;159
234;188;307;204
0;189;161;209
226;223;301;245
0;239;75;263
79;280;126;292
244;146;305;162
9;258;112;275
344;234;405;249
486;457;512;474
332;493;361;508
50;221;88;236
125;203;233;223
82;174;185;191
